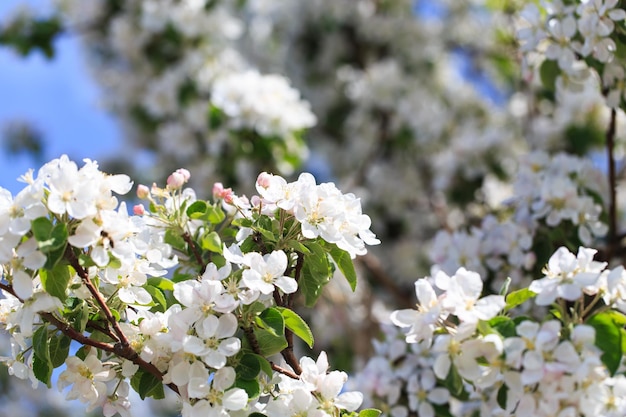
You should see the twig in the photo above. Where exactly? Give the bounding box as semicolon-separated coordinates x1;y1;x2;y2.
182;232;206;275
64;247;134;359
41;312;180;395
269;361;300;380
280;329;302;375
606;108;618;261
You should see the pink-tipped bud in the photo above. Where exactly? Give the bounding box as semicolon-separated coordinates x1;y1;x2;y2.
256;172;272;189
133;204;145;216
213;182;224;199
167;171;186;190
137;184;150;199
175;168;191;182
223;189;234;204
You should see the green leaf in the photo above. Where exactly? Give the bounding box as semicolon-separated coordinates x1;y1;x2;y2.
232;218;253;228
32;217;68;255
327;244;357;291
504;288;536;311
254;329;288;357
252;353;274;377
146;277;174;292
284;240;311;254
186;200;208;219
33;325;50;362
48;334;71;368
276;307;314;348
206;205;226;224
236;353;262;380
359;409;382;417
31;217;53;245
164;229;186;251
587;311;626;376
300;242;331;307
539;59;560;92
497;383;508;410
131;369;165;400
32;354;52;387
144;285;167;312
39;263;71;301
253;308;288;355
201;231;222;253
488;316;517;338
444;363;467;399
234;378;260;399
257;308;284;337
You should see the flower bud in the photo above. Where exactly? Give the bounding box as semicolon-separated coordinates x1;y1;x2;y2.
167;172;186;190
213;182;224;199
137;184;150;199
133;204;145;216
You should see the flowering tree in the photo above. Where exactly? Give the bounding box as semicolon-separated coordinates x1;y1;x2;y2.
0;155;379;416
4;0;626;416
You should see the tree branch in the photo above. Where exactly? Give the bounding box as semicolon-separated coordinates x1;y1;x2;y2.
606;108;618;261
182;232;206;275
64;247;131;351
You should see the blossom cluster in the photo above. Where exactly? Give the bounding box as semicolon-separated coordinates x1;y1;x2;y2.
430;150;608;289
53;0;315;182
0;156;378;417
517;0;626;107
357;245;626;416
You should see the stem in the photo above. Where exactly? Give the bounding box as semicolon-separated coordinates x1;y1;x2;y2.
607;108;618;261
2;274;181;395
243;324;301;379
182;232;206;275
580;294;602;320
64;247;133;359
281;329;302;375
41;312;180;395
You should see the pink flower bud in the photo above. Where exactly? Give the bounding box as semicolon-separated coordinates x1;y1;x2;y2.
223;189;234;204
137;184;150;199
213;182;224;198
167;172;186;190
133;204;145;215
175;168;191;182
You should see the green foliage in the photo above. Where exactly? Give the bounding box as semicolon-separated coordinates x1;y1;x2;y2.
358;409;382;417
326;244;358;291
276;307;314;348
131;369;165;400
0;16;63;58
254;308;288;356
539;59;560;92
300;241;332;307
39;263;71;301
587;310;626;376
504;288;537;311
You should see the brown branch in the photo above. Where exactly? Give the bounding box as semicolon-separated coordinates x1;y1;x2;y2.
270;361;300;380
64;246;130;350
86;320;119;342
243;324;301;379
41;312;180;395
280;329;302;375
182;232;206;275
606;108;618;262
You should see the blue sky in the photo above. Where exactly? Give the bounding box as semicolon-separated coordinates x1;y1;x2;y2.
0;0;121;194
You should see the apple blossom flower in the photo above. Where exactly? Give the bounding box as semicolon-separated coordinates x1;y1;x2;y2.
241;250;297;295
